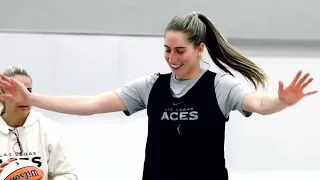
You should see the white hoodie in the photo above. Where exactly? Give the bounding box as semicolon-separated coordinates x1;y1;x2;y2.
0;109;78;180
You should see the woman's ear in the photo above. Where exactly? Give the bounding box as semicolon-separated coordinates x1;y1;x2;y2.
0;101;4;115
198;43;205;56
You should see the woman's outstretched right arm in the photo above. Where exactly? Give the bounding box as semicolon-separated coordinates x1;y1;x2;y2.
1;73;158;116
30;91;126;115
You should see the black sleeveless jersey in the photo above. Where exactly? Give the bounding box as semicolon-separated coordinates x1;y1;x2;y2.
143;70;229;180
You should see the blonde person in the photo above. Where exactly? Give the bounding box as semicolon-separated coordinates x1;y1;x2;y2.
0;66;78;180
0;12;317;180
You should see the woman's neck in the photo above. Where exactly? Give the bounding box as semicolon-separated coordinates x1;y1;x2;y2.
1;112;27;128
176;66;202;80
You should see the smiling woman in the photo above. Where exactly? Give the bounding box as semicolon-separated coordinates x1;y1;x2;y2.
0;12;317;180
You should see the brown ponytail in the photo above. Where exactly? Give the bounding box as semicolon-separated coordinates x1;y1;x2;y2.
197;14;268;89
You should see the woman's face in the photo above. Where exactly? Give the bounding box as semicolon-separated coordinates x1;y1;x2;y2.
4;75;32;117
164;31;204;80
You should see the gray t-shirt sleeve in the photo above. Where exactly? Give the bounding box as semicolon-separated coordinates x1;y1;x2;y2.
215;73;254;118
114;73;160;116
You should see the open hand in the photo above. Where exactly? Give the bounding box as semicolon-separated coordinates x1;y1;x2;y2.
0;74;31;104
278;70;317;106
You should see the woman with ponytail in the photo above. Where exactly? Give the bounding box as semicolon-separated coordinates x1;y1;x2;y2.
0;13;317;180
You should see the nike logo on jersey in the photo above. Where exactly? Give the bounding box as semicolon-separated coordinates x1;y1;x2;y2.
173;101;184;106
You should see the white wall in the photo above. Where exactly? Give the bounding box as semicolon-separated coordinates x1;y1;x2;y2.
0;32;320;180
